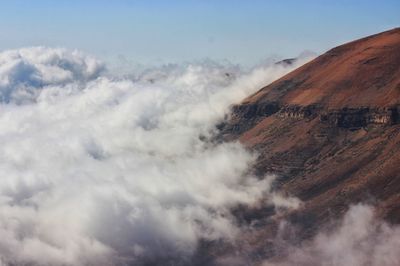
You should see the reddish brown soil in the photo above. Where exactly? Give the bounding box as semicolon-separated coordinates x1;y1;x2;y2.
213;27;400;264
245;28;400;108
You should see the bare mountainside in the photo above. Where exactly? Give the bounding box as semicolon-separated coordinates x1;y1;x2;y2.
216;27;400;263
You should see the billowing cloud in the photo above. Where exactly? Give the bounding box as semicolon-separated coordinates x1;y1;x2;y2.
0;47;311;265
263;205;400;266
0;47;104;103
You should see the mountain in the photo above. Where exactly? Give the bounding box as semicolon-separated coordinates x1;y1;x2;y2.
216;28;400;262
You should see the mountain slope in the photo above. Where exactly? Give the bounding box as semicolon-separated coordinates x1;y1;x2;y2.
218;28;400;262
245;28;400;108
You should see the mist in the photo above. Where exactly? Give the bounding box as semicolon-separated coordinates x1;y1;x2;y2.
0;47;313;265
262;205;400;266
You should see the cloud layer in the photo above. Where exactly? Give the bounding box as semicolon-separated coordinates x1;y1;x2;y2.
0;47;310;265
263;205;400;266
0;47;104;103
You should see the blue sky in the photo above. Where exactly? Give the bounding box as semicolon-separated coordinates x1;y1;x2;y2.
0;0;399;66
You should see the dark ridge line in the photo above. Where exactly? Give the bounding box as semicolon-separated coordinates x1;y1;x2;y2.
222;102;400;135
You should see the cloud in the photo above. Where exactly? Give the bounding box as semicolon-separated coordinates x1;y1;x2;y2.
0;47;311;265
262;205;400;266
0;47;104;103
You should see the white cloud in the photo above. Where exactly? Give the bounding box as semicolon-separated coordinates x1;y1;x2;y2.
0;47;104;103
0;47;311;265
263;205;400;266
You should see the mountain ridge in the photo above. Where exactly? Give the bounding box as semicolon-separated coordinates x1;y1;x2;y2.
243;27;400;108
214;27;400;264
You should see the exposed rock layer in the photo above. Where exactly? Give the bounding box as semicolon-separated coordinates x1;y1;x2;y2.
225;102;400;135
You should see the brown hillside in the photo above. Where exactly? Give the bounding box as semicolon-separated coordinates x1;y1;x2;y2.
245;27;400;108
215;28;400;264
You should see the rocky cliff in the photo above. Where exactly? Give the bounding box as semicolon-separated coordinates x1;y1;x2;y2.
222;102;400;135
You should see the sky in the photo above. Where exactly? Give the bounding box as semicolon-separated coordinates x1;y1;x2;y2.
0;0;399;66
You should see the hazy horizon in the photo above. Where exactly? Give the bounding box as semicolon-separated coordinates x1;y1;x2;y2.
0;0;399;67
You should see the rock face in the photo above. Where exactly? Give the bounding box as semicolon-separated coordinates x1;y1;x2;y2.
217;28;400;263
224;102;400;135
